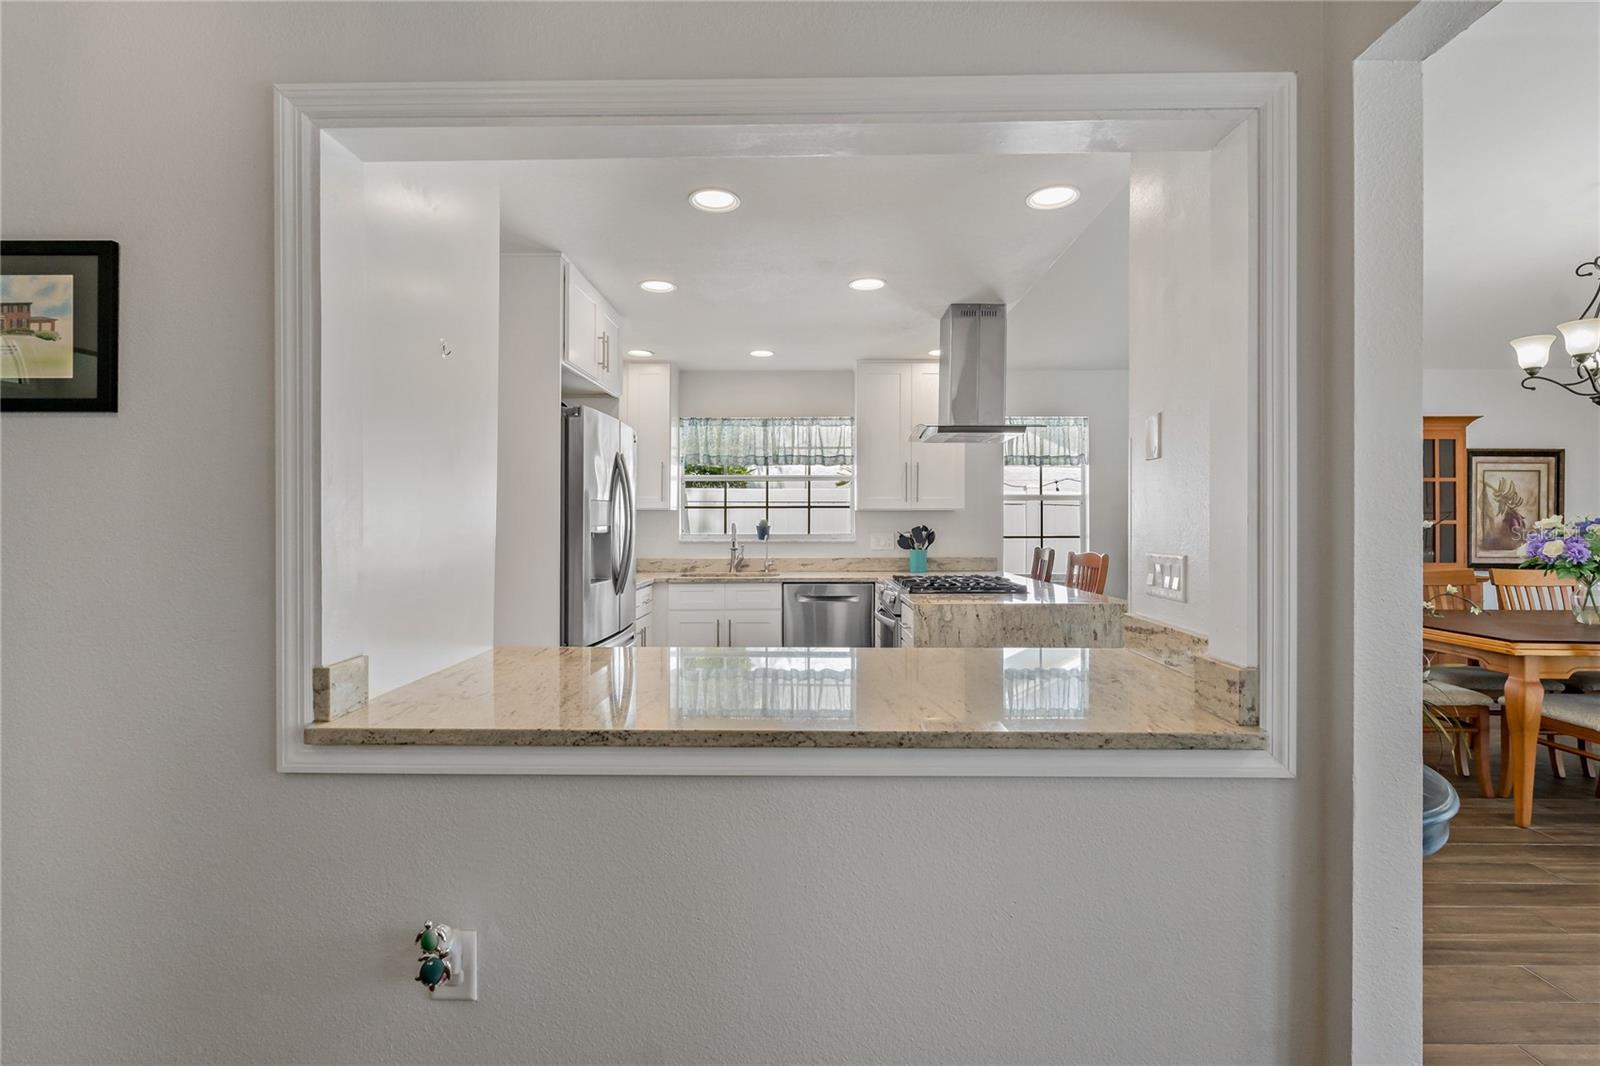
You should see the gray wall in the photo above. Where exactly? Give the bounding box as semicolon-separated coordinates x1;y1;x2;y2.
0;3;1408;1062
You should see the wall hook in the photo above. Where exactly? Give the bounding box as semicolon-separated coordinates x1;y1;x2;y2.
411;920;478;1001
439;338;452;359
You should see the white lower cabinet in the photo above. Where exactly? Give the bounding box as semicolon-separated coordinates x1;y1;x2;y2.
666;612;723;646
661;583;782;646
724;609;783;646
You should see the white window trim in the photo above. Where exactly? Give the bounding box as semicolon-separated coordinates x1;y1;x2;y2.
275;73;1296;777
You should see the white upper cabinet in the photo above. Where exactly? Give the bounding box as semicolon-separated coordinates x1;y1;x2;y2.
562;262;622;397
854;361;965;511
908;362;965;510
623;361;678;511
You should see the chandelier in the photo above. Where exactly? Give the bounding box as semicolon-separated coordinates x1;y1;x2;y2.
1511;257;1600;406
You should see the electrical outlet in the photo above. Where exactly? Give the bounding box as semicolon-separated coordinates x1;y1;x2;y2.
869;533;893;552
1145;553;1187;602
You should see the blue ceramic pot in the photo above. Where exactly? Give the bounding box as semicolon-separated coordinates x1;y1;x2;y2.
1422;765;1460;857
907;548;929;574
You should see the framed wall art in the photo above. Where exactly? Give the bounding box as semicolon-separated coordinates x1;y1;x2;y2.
1;240;118;412
1467;448;1565;568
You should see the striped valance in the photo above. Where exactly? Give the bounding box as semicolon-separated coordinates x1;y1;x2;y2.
680;416;853;468
1004;415;1089;467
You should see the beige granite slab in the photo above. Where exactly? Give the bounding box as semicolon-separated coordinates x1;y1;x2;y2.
311;654;367;723
1123;614;1209;675
903;573;1125;649
639;556;996;582
305;646;1264;751
1194;654;1261;727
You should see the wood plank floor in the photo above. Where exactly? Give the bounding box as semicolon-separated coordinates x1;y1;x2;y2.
1424;728;1600;1066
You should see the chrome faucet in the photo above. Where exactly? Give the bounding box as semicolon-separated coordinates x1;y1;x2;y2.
729;522;746;573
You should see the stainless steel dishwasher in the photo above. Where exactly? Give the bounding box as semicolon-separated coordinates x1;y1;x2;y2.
782;583;875;647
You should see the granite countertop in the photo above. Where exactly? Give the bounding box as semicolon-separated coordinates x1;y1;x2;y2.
639;570;894;585
900;572;1121;606
305;646;1262;750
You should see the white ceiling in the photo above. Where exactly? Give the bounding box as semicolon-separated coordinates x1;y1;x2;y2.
496;153;1130;370
1423;0;1600;370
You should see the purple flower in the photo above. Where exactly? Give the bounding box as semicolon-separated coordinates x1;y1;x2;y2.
1565;535;1593;565
1522;531;1550;559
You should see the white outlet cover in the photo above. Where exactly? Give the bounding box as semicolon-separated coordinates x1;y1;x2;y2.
430;930;479;1002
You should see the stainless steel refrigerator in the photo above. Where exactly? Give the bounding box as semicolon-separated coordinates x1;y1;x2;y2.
562;405;637;647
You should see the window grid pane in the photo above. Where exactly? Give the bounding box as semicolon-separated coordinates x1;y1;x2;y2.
679;419;855;539
1001;423;1087;567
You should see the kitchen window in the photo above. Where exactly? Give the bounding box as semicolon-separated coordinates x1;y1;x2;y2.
1001;416;1088;573
679;416;854;539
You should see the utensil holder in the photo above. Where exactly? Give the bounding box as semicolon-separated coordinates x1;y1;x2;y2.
907;548;929;574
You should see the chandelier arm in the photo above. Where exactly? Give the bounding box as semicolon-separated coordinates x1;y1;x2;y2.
1576;256;1600;320
1521;373;1600;402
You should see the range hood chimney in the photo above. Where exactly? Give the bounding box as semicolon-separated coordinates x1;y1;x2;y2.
913;303;1027;443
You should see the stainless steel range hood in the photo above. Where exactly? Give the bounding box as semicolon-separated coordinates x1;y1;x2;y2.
913;303;1030;443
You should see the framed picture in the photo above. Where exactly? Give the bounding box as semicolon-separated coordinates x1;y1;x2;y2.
1467;448;1565;568
1;240;118;412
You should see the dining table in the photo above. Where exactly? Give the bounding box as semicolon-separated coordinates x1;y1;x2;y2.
1423;609;1600;827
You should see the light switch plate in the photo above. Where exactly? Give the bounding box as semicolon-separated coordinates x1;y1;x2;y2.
869;533;893;552
1144;413;1163;460
1145;553;1187;602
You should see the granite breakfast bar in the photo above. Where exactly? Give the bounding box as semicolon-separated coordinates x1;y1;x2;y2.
896;573;1124;648
306;645;1263;751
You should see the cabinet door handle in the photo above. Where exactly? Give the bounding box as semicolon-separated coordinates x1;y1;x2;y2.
726;618;735;645
903;461;909;503
715;618;721;646
915;461;921;502
660;460;666;498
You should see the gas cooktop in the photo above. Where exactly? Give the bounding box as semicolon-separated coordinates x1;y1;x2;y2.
892;574;1027;595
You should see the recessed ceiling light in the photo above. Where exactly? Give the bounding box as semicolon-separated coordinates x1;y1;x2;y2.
639;280;676;293
749;349;775;359
626;349;654;358
1025;185;1080;210
928;348;941;357
849;277;886;292
688;188;740;213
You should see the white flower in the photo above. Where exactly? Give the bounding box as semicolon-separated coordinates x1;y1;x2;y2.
1541;539;1567;560
1443;584;1459;595
1535;515;1566;531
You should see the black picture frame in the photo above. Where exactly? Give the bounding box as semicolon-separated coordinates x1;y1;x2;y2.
1466;448;1566;569
1;240;119;412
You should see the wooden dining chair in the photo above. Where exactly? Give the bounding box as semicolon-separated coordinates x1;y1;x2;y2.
1029;546;1056;582
1424;678;1498;798
1423;570;1510;696
1063;551;1110;595
1489;567;1580;611
1488;568;1598;778
1537;693;1600;799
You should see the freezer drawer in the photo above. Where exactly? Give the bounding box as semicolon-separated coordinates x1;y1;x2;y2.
781;583;875;648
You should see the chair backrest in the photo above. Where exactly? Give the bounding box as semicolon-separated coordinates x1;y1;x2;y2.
1423;567;1486;609
1490;567;1578;611
1064;551;1110;595
1030;546;1056;582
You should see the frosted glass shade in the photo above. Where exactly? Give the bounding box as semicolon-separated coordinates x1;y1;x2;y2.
1557;318;1600;356
1511;334;1555;370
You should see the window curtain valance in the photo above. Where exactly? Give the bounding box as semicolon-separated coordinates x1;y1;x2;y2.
1004;415;1089;467
680;416;854;467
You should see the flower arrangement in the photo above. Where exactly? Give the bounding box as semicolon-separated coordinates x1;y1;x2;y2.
1520;515;1600;623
